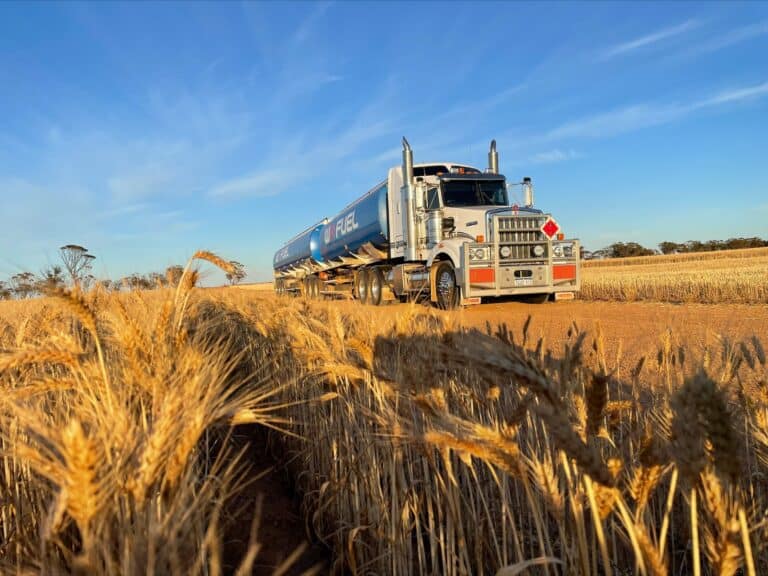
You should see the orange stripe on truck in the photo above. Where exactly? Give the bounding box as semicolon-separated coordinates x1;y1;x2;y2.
553;264;577;280
469;268;495;283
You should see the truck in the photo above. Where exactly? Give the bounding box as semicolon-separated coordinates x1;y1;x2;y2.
273;138;580;309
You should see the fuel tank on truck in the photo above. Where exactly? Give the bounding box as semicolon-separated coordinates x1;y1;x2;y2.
273;221;325;272
318;183;389;262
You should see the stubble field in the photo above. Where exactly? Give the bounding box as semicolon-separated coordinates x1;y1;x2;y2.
581;247;768;304
1;250;767;575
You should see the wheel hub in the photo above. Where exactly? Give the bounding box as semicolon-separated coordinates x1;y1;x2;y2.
438;271;455;298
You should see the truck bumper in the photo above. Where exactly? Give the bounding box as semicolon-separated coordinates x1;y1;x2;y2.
460;239;581;300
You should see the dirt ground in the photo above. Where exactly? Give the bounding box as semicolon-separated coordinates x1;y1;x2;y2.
318;297;768;379
460;300;766;357
222;426;329;575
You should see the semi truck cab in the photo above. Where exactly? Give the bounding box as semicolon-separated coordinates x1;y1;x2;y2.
385;140;580;307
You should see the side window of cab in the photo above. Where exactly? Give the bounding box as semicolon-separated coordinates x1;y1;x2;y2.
426;187;440;210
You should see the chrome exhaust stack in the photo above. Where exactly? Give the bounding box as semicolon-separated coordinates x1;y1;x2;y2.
488;139;499;174
402;137;418;261
523;176;534;207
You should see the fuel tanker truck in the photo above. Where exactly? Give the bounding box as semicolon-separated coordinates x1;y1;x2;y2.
273;138;580;308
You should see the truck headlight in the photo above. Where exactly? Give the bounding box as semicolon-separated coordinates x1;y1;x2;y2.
552;244;564;258
499;246;512;258
469;247;488;261
532;245;545;257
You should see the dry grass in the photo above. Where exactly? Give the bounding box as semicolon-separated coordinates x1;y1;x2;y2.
232;282;274;292
0;254;305;575
582;248;768;303
584;246;768;268
2;276;768;574
210;291;768;575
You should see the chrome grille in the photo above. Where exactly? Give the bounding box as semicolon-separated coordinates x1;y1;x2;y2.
496;216;547;260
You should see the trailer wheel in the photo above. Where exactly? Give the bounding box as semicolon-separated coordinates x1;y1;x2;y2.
434;261;460;310
368;268;384;306
355;269;369;304
313;276;323;299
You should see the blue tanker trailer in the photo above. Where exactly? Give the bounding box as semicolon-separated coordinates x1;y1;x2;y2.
273;138;581;308
315;182;389;263
272;220;326;276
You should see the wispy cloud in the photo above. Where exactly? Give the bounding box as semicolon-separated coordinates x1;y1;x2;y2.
290;1;333;45
210;169;285;198
600;19;700;60
436;83;527;121
98;202;150;219
107;163;175;202
542;80;768;143
209;85;399;198
699;81;768;106
529;149;580;164
685;20;768;57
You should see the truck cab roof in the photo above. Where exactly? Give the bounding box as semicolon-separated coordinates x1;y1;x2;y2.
411;163;482;177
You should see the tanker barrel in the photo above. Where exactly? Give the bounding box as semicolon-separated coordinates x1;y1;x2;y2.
488;139;499;174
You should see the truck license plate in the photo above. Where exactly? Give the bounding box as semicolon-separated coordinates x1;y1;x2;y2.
514;278;533;286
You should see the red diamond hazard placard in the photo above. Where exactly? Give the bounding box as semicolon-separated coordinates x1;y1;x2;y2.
541;217;560;239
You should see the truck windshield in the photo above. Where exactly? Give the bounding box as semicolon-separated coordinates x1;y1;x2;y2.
441;179;508;207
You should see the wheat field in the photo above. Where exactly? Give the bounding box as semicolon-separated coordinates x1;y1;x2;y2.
1;254;767;574
581;248;768;303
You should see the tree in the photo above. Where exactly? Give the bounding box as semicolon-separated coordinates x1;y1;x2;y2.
607;242;656;258
165;265;184;287
38;265;65;292
10;272;37;299
148;271;167;288
59;245;96;287
0;281;12;300
226;261;246;285
658;241;681;255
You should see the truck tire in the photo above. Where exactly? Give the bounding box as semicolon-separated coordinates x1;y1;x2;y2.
313;276;323;299
355;269;369;304
368;268;384;306
434;260;460;310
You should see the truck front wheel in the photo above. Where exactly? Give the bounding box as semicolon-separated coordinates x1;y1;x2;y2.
434;261;460;310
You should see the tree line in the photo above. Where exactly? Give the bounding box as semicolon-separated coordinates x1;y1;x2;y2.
0;245;246;300
585;236;768;259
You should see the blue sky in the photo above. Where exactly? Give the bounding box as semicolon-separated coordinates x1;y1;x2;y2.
1;1;766;283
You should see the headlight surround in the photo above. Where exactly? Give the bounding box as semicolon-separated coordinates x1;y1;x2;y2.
532;245;545;257
499;245;512;259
